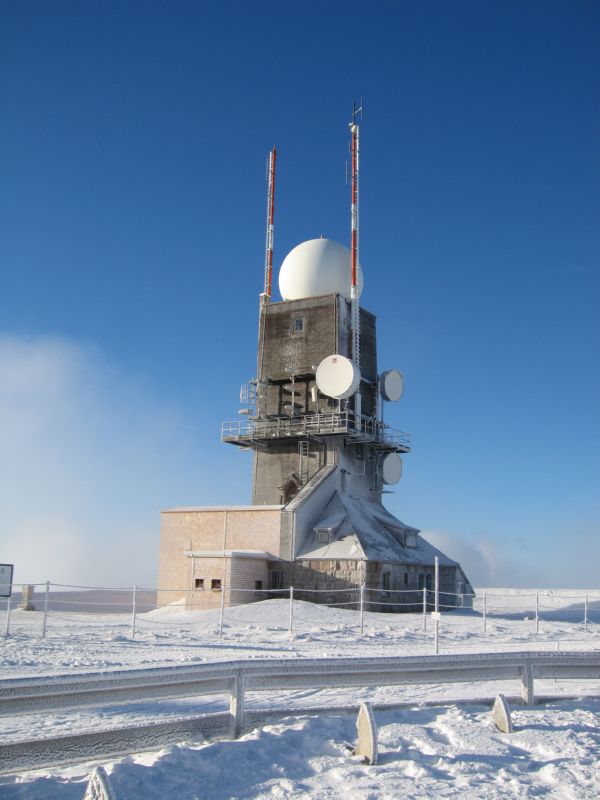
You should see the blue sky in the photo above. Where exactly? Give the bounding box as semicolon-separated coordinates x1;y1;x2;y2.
1;1;599;588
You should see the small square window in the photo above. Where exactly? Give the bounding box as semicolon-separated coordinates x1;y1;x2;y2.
211;578;222;590
293;317;305;334
194;578;204;589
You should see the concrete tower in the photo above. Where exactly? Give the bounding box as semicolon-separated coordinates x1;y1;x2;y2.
157;127;473;611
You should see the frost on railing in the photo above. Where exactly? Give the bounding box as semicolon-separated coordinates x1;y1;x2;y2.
221;410;410;451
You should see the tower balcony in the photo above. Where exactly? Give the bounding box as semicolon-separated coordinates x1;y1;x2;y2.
221;410;410;452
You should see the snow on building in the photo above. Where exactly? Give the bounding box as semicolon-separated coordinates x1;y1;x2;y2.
158;118;473;611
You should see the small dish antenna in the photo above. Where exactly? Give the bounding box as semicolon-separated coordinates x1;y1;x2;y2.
379;370;404;402
381;452;402;485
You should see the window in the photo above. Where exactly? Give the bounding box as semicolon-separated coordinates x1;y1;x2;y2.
269;570;283;590
382;572;391;591
255;580;263;592
418;574;425;590
316;530;330;544
426;575;432;591
404;572;409;586
355;444;364;461
211;578;222;590
194;578;204;589
293;317;304;333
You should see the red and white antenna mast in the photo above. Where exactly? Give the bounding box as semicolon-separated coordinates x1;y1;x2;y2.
350;101;362;415
263;147;277;300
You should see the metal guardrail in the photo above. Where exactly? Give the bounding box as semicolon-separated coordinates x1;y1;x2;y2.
221;410;410;451
1;651;598;773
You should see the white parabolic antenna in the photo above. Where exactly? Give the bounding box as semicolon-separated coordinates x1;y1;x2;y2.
316;354;361;400
382;452;403;485
278;238;364;301
380;369;404;402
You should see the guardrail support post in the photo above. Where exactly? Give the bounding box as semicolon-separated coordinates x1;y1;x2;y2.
422;587;427;631
521;663;534;705
229;671;245;739
4;596;11;638
131;584;137;639
288;586;294;634
41;580;50;639
584;594;588;632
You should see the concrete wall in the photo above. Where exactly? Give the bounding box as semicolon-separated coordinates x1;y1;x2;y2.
273;558;366;607
157;507;282;608
252;295;379;505
228;556;269;607
259;295;339;383
252;440;325;506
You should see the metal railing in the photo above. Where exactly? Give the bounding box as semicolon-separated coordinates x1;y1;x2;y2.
1;650;599;773
221;410;410;451
4;582;600;651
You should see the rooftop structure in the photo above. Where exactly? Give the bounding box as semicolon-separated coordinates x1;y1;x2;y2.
158;111;473;611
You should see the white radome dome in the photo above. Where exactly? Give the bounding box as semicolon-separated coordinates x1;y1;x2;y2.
278;238;364;301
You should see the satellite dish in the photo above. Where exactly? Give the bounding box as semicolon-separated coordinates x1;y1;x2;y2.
380;370;404;402
381;452;402;485
316;354;361;400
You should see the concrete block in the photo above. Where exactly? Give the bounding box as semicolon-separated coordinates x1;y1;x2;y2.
83;766;116;800
491;694;513;733
354;702;378;765
20;585;35;611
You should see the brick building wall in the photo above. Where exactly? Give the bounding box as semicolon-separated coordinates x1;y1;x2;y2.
157;506;282;609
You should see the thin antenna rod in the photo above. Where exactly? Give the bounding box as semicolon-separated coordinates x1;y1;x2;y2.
263;147;277;298
349;101;362;386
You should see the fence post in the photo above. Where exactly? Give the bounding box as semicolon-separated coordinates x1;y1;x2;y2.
584;594;588;632
422;587;427;631
288;586;294;634
535;592;539;634
4;596;11;638
483;591;487;634
434;556;439;655
219;583;225;639
41;580;50;639
359;583;365;635
130;584;137;639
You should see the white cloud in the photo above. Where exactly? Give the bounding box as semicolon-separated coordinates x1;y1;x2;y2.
422;526;599;590
0;335;224;587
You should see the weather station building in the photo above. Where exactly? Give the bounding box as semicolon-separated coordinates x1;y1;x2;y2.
158;117;473;611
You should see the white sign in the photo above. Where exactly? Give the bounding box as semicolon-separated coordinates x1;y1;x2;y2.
431;611;441;620
0;564;14;598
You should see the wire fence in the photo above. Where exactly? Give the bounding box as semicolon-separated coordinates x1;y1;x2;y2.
2;578;600;654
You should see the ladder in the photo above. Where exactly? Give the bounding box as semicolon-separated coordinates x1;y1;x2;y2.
298;441;310;485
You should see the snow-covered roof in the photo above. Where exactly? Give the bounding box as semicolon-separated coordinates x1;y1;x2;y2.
296;491;458;567
163;505;283;513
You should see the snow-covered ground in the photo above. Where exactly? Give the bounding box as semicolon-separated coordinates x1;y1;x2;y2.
1;589;599;798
